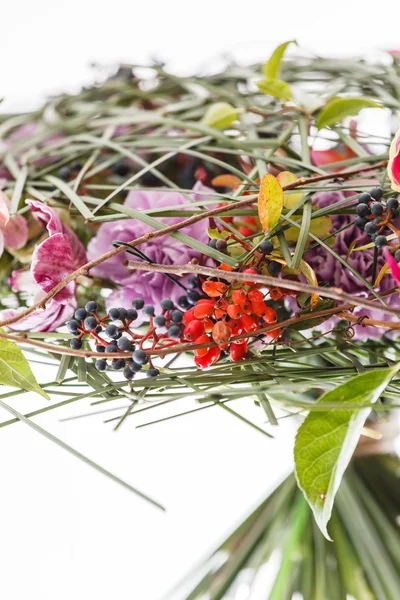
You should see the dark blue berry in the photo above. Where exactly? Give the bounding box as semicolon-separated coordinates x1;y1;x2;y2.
356;203;370;217
143;305;155;317
187;276;198;289
355;216;367;229
66;319;80;334
215;239;227;252
74;307;87;320
129;360;142;372
117;336;131;351
171;310;183;323
123;366;134;380
113;161;130;177
71;161;82;172
118;307;128;321
391;209;399;219
268;261;282;276
95;325;103;333
168;324;181;338
126;309;138;321
96;359;107;371
105;343;118;352
132;349;148;365
358;193;371;204
395;249;400;262
178;295;190;310
146;368;160;378
96;345;105;352
208;238;218;249
108;307;121;320
364;222;378;236
84;316;98;330
132;298;144;309
160;298;174;311
374;235;387;248
371;202;383;216
70;338;82;350
85;301;98;313
259;240;274;254
387;198;399;211
112;358;125;370
187;290;201;305
58;166;70;181
105;324;119;338
154;315;166;327
370;187;383;201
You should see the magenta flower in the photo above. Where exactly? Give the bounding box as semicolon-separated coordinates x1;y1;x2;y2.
388;129;400;192
1;201;86;331
87;184;211;314
0;191;28;256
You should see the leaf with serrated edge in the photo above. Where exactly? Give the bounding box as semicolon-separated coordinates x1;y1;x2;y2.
258;174;284;232
0;334;50;399
294;365;399;540
316;97;382;130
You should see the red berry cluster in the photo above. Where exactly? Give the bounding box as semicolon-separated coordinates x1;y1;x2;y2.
182;269;281;369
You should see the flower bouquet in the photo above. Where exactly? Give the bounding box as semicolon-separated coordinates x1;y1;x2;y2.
0;42;400;598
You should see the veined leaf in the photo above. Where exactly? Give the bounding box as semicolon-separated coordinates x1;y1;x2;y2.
316;97;382;130
263;40;297;79
257;78;292;102
0;334;50;400
258;174;284;232
294;364;399;540
200;102;240;129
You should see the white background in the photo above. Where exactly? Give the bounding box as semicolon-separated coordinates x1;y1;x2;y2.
0;1;399;599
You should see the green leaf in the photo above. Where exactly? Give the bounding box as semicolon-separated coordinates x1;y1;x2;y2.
0;334;50;400
258;173;284;232
200;102;240;129
294;365;399;540
257;78;292;102
263;40;297;79
316;97;382;129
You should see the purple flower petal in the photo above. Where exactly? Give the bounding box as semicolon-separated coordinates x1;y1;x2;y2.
2;214;29;249
31;234;76;302
0;298;76;332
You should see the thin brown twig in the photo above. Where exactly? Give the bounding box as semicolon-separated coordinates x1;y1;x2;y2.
0;159;387;328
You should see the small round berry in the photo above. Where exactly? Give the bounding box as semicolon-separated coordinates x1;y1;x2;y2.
187;290;201;305
70;338;82;350
129;360;142;372
355;216;367;229
58;166;70;181
364;222;378;236
132;349;148;365
391;209;399;219
123;366;134;380
117;336;131;351
84;316;98;330
387;198;399;211
112;358;125;370
113;161;130;177
132;298;145;310
71;161;82;172
358;192;371;204
105;324;119;338
356;203;370;217
96;345;105;352
95;325;103;333
267;261;282;276
370;187;383;201
108;307;121;320
371;202;383;216
146;368;160;378
95;359;107;371
171;310;183;323
118;307;128;321
154;315;166;327
215;239;227;252
208;238;218;249
395;249;400;262
374;235;387;248
74;307;87;321
187;276;198;289
161;298;174;311
168;324;181;338
143;304;155;317
259;240;274;254
178;295;190;309
105;343;118;352
85;301;98;313
126;309;138;321
66;319;80;334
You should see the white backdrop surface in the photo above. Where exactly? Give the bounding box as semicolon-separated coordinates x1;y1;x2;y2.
0;1;398;598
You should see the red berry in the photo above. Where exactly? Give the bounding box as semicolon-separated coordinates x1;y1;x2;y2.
184;320;205;341
251;300;268;317
193;334;211;357
227;304;243;319
230;340;248;362
242;268;259;285
269;288;283;301
182;307;196;325
262;307;278;324
266;327;282;339
202;280;228;297
228;319;243;335
203;317;214;332
239;314;259;332
212;321;231;346
194;346;221;368
193;300;215;319
232;289;247;305
248;289;264;303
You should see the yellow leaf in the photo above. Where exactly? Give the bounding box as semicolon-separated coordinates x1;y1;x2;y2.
285;216;332;243
257;174;284;232
299;260;319;309
277;171;304;209
200;102;240;129
374;263;389;287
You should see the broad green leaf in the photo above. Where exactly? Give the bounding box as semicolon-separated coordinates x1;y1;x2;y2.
285;215;332;242
0;334;50;400
207;227;230;240
257;78;292;102
316;97;382;129
263;40;297;79
294;364;399;540
200;102;240;129
258;174;284;232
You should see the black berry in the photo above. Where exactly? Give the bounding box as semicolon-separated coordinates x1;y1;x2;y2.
356;203;370;217
132;298;144;310
117;337;131;351
85;301;98;313
84;316;98;330
70;338;82;350
126;309;138;321
215;239;227;252
208;238;218;249
371;202;383;216
96;345;105;352
154;315;166;327
123;366;134;380
105;324;119;338
355;216;367;229
67;320;80;334
171;310;183;323
112;358;125;370
161;298;174;311
108;307;121;320
370;187;383;201
387;198;399;211
187;290;201;305
74;308;87;320
259;240;274;254
374;235;387;248
268;261;282;276
96;359;107;371
58;166;70;181
146;368;160;378
364;222;378;236
178;295;190;309
187;276;198;289
132;349;148;365
143;305;155;317
105;343;118;352
168;324;181;338
358;193;371;204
